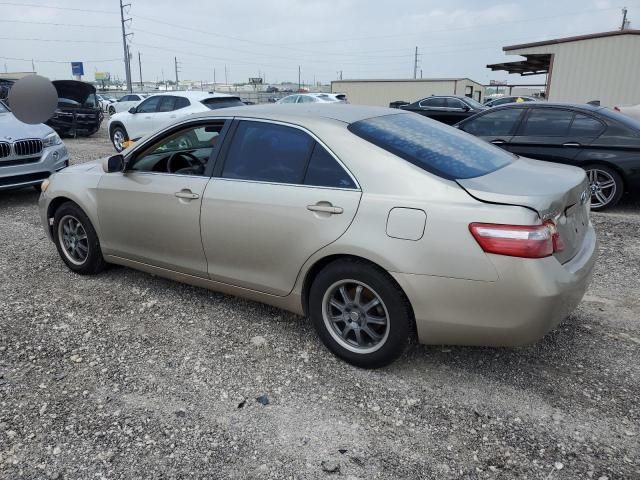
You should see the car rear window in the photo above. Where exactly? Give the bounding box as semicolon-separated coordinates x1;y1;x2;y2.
348;113;513;180
201;97;245;110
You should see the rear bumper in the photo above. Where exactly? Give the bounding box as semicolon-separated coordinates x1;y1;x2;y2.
0;144;69;190
392;224;598;347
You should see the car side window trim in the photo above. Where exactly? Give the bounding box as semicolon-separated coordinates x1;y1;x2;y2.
212;117;361;190
514;107;582;137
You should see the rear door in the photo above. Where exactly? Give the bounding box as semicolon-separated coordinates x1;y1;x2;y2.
506;107;582;164
458;107;525;148
201;119;361;295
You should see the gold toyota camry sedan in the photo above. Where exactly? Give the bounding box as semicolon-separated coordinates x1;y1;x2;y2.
39;104;597;368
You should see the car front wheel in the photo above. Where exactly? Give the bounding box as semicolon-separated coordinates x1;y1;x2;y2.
108;106;115;115
584;165;624;210
309;259;413;368
53;202;106;275
111;126;128;152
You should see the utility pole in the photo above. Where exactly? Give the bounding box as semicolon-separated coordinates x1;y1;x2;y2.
621;7;629;30
174;56;179;86
138;51;143;90
298;65;301;91
213;68;216;91
119;0;133;93
31;59;35;72
413;46;418;79
224;65;228;84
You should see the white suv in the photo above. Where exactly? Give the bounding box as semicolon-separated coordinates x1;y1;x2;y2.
277;93;348;104
108;91;244;151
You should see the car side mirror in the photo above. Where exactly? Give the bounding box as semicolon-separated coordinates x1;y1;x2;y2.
461;104;470;112
128;107;137;114
102;154;125;173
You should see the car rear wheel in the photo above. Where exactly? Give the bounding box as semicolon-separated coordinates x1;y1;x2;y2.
309;259;412;368
53;202;106;275
584;165;623;210
111;126;128;152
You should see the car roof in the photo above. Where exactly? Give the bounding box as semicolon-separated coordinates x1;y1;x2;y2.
186;103;404;124
149;90;236;99
487;101;604;112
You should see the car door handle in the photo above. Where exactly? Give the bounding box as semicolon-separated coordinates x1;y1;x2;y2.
307;203;343;214
490;139;506;145
175;190;199;200
563;142;581;147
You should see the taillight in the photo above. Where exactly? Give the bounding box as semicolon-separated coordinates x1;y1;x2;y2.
469;221;563;258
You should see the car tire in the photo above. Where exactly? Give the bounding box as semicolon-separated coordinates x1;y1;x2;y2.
53;202;106;275
111;125;128;152
108;106;115;115
584;164;624;210
309;259;413;368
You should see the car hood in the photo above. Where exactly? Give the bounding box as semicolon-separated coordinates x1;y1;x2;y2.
59;159;103;174
0;112;53;139
52;80;96;105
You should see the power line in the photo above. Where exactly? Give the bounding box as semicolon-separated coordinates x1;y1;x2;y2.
0;19;119;29
0;36;120;44
0;2;116;14
0;56;121;64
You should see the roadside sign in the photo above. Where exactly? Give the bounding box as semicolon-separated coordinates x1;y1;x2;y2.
95;72;110;81
249;77;263;84
71;62;84;76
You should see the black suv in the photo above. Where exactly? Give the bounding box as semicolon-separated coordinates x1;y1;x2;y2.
390;95;486;125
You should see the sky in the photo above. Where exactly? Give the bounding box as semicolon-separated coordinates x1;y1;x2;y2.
1;0;638;86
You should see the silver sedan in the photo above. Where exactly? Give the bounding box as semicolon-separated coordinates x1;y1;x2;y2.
39;104;597;368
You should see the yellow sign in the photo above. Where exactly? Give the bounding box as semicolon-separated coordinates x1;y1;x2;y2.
95;72;110;81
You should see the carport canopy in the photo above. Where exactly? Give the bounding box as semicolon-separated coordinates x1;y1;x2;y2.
486;54;551;76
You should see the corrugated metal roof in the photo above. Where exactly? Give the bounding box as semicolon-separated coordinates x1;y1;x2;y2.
504;30;640;51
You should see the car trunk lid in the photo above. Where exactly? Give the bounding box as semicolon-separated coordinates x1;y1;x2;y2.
457;157;590;264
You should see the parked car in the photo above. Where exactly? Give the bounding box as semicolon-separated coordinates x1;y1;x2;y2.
277;93;348;104
613;104;640;121
390;95;486;125
108;93;147;115
0;100;69;190
456;102;640;210
46;80;103;137
40;104;596;368
484;96;538;107
97;94;116;112
108;91;244;152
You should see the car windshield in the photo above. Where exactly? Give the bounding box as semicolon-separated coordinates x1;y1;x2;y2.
201;97;245;110
462;97;486;109
348;113;514;179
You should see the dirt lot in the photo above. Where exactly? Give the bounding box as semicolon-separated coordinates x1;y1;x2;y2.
1;125;639;479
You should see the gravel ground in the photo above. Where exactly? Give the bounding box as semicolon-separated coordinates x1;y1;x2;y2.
1;125;639;479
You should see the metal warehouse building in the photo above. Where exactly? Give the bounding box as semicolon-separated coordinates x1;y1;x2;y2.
488;30;640;106
330;78;484;107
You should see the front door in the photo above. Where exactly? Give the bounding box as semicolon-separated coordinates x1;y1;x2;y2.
458;107;525;149
97;120;229;277
201;120;362;296
126;95;162;139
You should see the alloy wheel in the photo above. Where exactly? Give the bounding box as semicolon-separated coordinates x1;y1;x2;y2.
58;215;89;265
587;168;617;209
112;129;125;151
322;280;390;354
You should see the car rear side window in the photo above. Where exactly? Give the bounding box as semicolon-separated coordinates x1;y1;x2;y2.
570;114;604;137
461;108;523;136
419;97;446;108
222;121;314;184
174;96;190;109
349;113;513;180
157;96;176;112
521;109;573;136
304;144;356;189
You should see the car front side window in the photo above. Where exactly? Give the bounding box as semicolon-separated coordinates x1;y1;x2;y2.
461;108;524;136
221;121;314;184
128;121;226;176
136;96;162;113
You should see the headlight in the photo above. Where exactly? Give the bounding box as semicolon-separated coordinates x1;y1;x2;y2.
42;132;62;148
41;179;50;192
